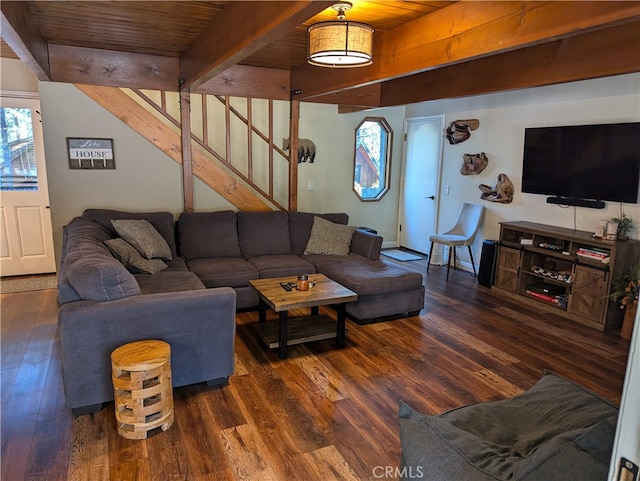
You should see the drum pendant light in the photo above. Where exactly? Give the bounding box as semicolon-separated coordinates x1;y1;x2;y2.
307;2;373;68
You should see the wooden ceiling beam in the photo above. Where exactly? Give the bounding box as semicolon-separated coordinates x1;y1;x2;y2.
0;1;50;80
379;22;640;106
304;84;381;108
292;1;640;100
49;44;178;90
180;1;333;89
193;65;290;100
337;105;373;114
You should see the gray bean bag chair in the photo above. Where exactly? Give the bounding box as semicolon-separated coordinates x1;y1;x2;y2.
399;371;617;481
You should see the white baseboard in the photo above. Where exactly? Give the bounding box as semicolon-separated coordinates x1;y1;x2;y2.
381;240;398;249
428;256;476;274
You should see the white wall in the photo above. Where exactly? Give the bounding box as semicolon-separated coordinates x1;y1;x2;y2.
297;103;406;243
405;73;640;268
298;74;640;269
2;64;635;262
295;74;640;267
38;82;235;258
1;58;39;92
32;72;640;265
37;82;409;259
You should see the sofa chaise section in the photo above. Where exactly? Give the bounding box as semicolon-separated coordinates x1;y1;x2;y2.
178;209;424;321
162;209;426;321
308;253;425;322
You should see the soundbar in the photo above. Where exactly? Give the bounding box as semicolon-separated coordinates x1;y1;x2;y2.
546;196;605;209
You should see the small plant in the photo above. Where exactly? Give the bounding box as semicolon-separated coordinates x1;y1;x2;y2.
610;260;640;310
611;212;633;240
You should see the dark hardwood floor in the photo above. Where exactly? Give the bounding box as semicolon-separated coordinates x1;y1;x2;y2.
1;260;631;481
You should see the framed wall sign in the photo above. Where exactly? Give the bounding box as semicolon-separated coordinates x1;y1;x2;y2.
67;137;115;169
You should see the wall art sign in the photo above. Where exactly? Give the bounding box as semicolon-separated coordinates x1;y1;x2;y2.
67;138;115;169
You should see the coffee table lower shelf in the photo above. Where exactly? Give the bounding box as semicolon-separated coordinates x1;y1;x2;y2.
254;315;346;349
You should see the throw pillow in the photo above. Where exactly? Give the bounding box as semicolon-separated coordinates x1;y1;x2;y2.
304;216;356;256
288;211;349;255
111;219;172;261
82;209;177;257
105;238;168;275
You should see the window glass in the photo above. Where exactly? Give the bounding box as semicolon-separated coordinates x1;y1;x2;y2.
1;107;38;191
354;117;392;201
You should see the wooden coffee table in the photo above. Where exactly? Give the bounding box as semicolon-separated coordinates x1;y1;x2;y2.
249;274;357;358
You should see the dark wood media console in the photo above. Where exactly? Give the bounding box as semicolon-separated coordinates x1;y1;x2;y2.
492;221;640;331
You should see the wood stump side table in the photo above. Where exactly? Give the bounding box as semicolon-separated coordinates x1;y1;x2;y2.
111;340;174;439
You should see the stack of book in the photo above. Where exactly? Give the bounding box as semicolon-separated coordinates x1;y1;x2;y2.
525;283;568;309
576;246;610;262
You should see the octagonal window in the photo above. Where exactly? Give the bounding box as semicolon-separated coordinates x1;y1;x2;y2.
353;117;392;201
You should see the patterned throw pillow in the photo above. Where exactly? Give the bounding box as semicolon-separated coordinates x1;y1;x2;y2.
304;216;356;256
105;238;167;275
111;219;172;261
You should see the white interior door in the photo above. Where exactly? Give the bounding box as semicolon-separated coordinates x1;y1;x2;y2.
1;94;56;277
398;115;444;255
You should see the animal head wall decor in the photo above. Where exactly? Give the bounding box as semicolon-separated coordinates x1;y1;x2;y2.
445;119;479;145
282;138;316;163
479;173;514;203
461;152;488;175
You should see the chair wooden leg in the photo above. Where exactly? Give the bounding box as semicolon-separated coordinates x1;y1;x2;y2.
468;245;477;277
426;242;434;274
446;246;453;280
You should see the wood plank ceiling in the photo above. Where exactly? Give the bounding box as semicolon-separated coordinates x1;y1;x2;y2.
2;1;639;108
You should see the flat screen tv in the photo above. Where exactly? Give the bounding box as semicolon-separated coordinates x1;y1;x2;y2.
521;122;640;207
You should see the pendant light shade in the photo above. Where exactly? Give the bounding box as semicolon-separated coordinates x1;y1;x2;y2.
307;2;373;68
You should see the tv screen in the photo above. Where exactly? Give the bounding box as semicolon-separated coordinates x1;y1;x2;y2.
521;122;640;204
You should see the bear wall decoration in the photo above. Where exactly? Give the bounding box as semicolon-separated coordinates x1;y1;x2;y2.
282;138;316;163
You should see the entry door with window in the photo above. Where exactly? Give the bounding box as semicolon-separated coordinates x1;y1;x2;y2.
0;95;56;276
399;116;444;254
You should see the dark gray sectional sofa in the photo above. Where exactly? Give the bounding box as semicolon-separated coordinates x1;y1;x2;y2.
58;208;424;414
177;209;425;320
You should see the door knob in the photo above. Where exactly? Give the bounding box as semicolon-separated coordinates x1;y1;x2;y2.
426;195;435;200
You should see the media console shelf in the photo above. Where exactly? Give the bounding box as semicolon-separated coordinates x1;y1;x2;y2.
493;221;640;331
